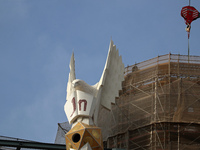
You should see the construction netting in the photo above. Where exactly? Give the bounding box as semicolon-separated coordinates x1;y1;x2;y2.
98;54;200;149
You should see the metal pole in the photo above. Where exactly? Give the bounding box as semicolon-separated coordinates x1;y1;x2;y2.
188;0;191;63
188;38;190;63
178;124;180;150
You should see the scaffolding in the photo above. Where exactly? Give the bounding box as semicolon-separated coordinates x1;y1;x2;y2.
98;53;200;150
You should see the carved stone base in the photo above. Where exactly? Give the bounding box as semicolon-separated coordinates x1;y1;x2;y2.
65;122;103;150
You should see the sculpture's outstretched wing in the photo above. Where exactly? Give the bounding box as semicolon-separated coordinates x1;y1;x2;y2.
66;52;76;101
97;40;124;110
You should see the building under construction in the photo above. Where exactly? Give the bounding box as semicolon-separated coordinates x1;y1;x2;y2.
98;53;200;150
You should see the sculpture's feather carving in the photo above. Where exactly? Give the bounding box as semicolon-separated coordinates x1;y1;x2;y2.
97;40;124;110
66;52;76;101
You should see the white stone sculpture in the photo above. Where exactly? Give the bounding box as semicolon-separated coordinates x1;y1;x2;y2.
64;40;124;126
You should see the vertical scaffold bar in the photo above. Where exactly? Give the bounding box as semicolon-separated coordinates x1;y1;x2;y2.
188;38;190;63
168;53;171;148
126;130;129;150
178;124;180;150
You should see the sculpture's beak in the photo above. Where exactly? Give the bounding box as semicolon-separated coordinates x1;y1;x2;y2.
72;79;80;88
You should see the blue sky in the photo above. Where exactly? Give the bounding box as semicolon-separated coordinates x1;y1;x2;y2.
0;0;200;143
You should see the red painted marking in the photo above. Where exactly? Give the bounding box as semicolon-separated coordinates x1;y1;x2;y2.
78;99;87;111
70;97;76;117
